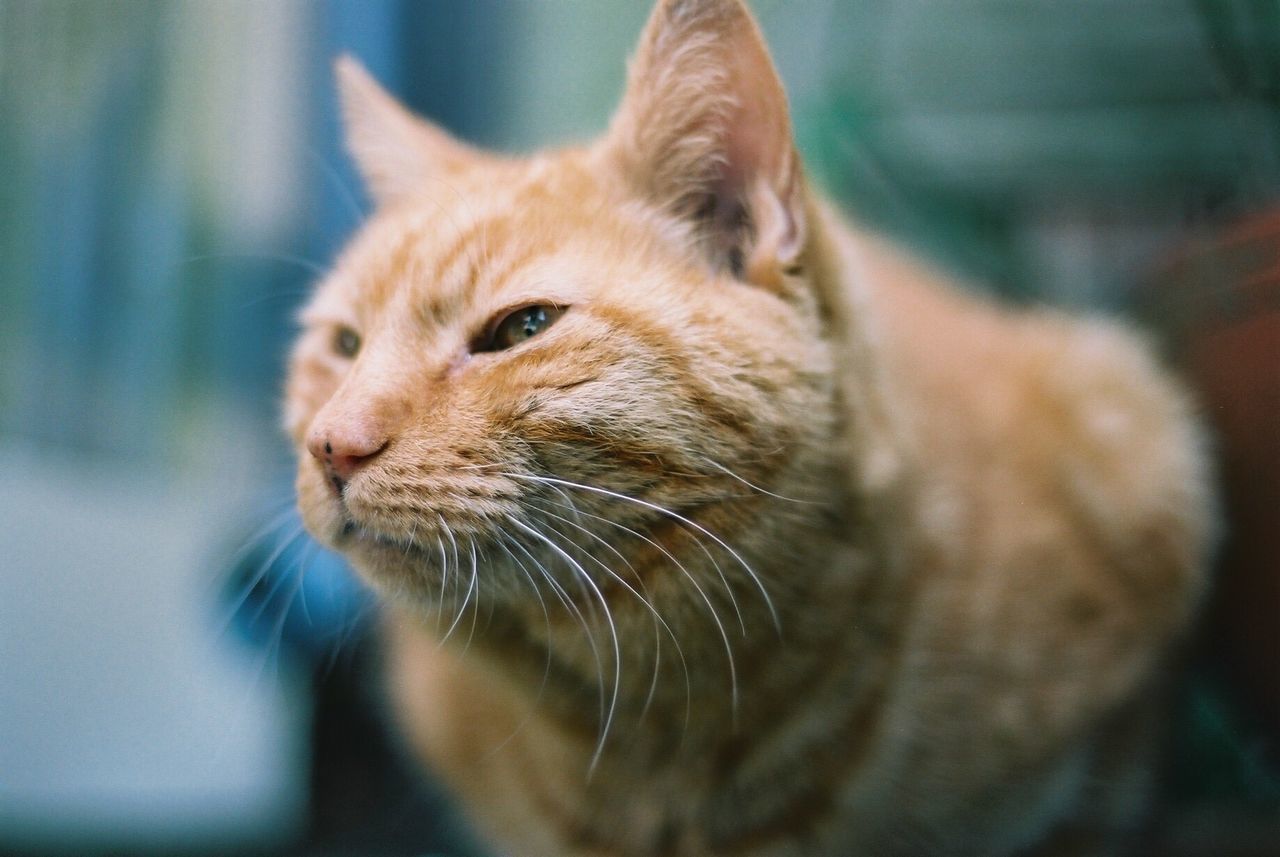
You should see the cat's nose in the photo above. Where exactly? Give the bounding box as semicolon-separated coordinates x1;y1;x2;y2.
306;424;387;482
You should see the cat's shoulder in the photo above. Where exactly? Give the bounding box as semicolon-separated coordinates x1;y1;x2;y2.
851;224;1213;596
853;226;1205;500
1007;309;1215;594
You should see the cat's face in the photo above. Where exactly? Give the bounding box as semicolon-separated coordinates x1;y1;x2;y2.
286;0;835;619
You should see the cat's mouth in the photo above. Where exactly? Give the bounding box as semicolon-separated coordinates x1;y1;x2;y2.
316;464;753;607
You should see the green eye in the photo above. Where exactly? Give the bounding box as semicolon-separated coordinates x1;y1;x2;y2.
486;305;564;351
333;325;361;358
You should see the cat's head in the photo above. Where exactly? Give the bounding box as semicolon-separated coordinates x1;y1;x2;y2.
286;0;840;618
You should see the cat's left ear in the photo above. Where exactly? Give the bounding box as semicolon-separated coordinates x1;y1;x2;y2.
335;55;481;207
602;0;806;286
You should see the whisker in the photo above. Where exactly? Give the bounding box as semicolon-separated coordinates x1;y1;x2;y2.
643;626;664;729
533;498;706;731
219;523;308;640
463;538;482;652
528;502;691;724
221;501;304;578
403;519;419;560
440;535;480;646
320;592;379;683
433;530;450;633
503;530;608;735
534;509;670;635
293;537;321;632
510;517;621;775
481;535;556;760
238;288;314;311
508;473;780;633
439;514;463;632
241;544;309;696
697;455;822;505
506;453;747;633
496;534;553;650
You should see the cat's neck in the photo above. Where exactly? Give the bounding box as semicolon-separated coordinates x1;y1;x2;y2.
460;500;901;766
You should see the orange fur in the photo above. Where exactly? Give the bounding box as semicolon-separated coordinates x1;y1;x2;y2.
285;2;1215;854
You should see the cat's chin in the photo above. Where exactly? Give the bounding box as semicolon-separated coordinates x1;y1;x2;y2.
336;525;456;600
340;521;430;559
330;511;442;565
296;489;444;587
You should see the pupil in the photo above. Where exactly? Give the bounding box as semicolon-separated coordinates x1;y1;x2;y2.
336;327;359;356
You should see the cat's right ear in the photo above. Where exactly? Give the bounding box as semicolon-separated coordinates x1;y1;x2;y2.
335;55;479;207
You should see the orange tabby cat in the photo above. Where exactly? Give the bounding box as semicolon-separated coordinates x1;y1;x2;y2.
285;1;1215;854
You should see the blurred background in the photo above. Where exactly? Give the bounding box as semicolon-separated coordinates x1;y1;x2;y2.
1;1;1277;855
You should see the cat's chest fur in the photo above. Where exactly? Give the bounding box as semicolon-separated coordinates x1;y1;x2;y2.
383;603;901;856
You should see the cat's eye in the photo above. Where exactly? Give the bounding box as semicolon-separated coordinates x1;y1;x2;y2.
333;325;361;358
483;305;564;352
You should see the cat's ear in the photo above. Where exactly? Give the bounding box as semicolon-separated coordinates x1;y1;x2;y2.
335;55;479;207
603;0;806;284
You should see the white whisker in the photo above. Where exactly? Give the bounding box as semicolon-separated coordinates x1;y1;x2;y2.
503;528;608;737
529;503;690;726
464;538;482;652
535;497;711;730
698;455;821;505
510;517;621;775
508;473;779;632
440;535;479;647
482;535;556;760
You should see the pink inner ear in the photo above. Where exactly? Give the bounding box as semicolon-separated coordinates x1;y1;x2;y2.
754;175;805;268
605;0;806;278
698;111;804;276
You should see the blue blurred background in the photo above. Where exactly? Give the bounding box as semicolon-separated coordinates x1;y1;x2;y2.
1;1;1277;855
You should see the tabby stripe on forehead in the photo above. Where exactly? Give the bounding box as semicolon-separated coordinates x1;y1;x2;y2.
431;217;546;320
474;238;549;298
428;217;491;287
468;178;579;294
364;223;428;307
422;216;511;316
484;203;577;293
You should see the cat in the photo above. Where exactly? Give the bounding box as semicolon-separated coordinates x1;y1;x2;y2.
284;1;1216;854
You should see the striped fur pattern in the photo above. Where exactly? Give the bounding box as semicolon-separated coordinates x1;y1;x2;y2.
284;2;1215;854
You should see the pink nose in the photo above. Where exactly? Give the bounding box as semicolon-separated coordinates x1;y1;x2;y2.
306;425;387;482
